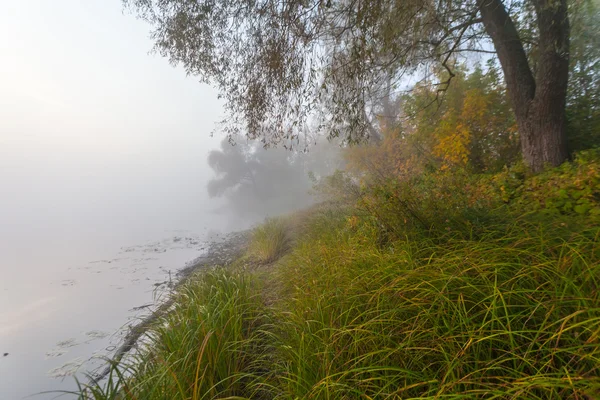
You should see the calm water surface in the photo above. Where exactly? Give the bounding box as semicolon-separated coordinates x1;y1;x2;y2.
0;2;241;398
0;229;218;399
0;179;241;400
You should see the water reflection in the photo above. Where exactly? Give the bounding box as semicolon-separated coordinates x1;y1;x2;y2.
0;230;214;399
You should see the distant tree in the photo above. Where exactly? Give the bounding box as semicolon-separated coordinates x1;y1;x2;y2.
126;0;574;172
207;140;258;198
207;137;340;219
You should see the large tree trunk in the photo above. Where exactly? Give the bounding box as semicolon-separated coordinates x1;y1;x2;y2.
478;0;570;172
520;96;569;173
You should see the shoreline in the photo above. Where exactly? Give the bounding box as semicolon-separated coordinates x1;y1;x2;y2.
90;229;251;385
176;229;251;281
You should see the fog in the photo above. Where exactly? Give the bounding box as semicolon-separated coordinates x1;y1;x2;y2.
0;2;340;398
206;136;342;222
0;1;222;398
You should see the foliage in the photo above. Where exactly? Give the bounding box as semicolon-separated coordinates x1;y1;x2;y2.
311;169;362;206
123;0;492;144
124;0;580;172
404;64;520;173
343;150;600;246
342;64;521;202
343;167;503;244
344;114;420;182
490;149;600;217
340;65;526;240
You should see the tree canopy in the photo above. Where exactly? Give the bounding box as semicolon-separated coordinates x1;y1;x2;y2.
125;0;494;141
125;0;588;171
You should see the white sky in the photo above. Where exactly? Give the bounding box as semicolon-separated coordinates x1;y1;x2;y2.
0;5;233;397
0;0;227;249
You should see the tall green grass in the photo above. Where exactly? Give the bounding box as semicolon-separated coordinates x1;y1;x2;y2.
260;214;600;399
80;207;600;399
248;217;290;264
78;269;265;399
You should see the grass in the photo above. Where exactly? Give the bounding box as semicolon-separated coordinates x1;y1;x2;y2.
262;214;600;399
76;269;265;400
247;217;291;264
77;184;600;399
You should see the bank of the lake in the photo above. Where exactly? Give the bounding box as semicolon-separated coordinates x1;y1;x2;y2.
81;214;600;399
0;229;233;400
80;153;600;399
87;229;252;386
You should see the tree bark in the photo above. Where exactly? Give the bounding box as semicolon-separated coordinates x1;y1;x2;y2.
478;0;570;172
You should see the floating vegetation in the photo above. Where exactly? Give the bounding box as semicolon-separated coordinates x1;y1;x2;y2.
48;357;85;378
84;330;109;340
55;338;78;348
45;349;68;359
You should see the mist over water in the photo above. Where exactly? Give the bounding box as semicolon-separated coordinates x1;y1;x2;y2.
1;1;229;398
0;2;337;398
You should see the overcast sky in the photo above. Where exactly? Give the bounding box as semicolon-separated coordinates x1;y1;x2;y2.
0;0;226;252
0;5;236;397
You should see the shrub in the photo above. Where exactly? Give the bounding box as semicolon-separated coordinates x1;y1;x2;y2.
490;149;600;217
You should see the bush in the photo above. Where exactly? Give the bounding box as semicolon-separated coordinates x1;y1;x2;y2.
491;149;600;217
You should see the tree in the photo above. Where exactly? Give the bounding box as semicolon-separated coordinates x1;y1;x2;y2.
125;0;572;172
566;0;600;152
404;64;520;173
207;137;341;220
207;139;259;198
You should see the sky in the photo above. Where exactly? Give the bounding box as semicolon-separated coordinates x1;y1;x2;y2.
0;0;227;254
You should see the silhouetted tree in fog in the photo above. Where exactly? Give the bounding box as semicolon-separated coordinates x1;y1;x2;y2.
207;137;341;220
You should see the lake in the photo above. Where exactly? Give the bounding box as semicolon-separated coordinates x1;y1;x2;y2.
0;1;240;398
0;228;223;399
